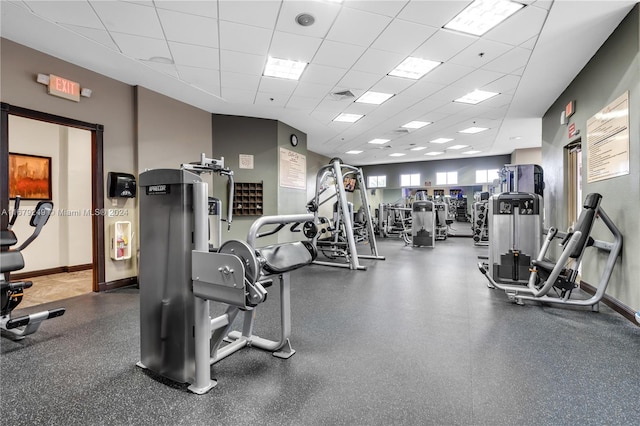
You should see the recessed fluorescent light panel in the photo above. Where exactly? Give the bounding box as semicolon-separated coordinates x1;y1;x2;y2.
454;89;499;104
368;138;390;145
355;91;395;105
458;127;489;134
346;150;362;154
389;57;441;80
448;145;469;150
264;56;307;80
334;113;364;123
444;0;525;36
389;153;406;157
410;147;427;151
463;150;482;154
425;151;444;156
402;121;431;129
430;138;453;144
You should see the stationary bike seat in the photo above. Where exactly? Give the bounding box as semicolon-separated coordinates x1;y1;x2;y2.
1;230;17;247
0;251;25;273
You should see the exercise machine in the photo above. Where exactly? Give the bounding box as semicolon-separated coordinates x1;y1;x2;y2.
1;196;65;339
478;193;622;310
411;200;435;247
471;192;490;246
307;158;384;270
433;200;449;240
499;164;544;196
137;155;317;394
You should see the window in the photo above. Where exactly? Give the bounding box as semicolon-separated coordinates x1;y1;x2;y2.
476;169;499;184
368;175;386;188
436;171;458;185
400;173;420;187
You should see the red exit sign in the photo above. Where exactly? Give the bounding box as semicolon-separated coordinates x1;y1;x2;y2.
48;74;80;102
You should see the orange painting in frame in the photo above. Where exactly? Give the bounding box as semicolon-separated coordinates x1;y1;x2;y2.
9;153;52;200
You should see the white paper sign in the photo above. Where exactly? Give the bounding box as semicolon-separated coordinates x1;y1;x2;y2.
279;147;306;190
586;91;629;183
239;154;254;169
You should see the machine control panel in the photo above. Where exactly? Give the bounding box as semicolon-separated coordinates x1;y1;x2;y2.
493;193;541;215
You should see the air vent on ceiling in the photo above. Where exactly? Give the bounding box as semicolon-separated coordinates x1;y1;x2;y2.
330;90;355;101
393;129;410;134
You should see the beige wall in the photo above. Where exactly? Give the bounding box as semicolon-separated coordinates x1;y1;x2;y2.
510;148;542;165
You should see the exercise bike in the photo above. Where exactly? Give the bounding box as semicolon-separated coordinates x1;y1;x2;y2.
1;196;65;339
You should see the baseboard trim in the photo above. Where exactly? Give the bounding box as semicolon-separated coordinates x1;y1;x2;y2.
581;281;638;325
98;276;138;292
12;263;93;280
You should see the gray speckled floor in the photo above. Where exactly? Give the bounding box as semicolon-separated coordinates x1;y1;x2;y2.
2;236;640;426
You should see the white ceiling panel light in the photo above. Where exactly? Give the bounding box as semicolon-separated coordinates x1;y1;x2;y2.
410;146;427;151
430;138;454;144
402;121;431;129
264;56;307;80
334;113;364;123
444;0;525;37
448;145;469;150
458;126;489;134
454;89;499;104
346;150;362;154
425;151;444;156
389;57;442;80
463;150;482;154
389;153;406;157
368;138;390;145
355;91;395;105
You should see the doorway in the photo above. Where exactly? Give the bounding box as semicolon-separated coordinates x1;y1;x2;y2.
1;103;105;303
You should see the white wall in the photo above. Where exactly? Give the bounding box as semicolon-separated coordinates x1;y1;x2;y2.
8;116;92;273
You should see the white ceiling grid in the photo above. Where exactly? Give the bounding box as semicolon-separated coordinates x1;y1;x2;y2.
1;0;638;165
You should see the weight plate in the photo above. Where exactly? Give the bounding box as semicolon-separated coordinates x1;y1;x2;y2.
218;240;260;284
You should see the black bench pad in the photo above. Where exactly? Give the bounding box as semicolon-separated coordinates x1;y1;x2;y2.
259;241;317;274
1;250;25;273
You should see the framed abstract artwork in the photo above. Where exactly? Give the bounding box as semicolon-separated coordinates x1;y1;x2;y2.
9;152;52;200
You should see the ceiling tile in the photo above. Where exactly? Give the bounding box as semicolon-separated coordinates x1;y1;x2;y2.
111;32;171;60
26;1;103;29
421;62;474;86
293;81;333;98
343;1;408;17
520;36;538;50
61;24;119;51
276;0;342;38
90;1;164;39
397;1;469;28
218;0;280;29
154;1;217;18
482;47;533;75
371;19;437;55
220;50;265;75
352;49;405;75
482;74;521;94
448;39;513;68
286;95;320;111
450;69;505;92
219;21;271;56
177;65;220;95
269;31;323;63
326;7;392;47
300;64;346;86
157;8;218;48
310;110;339;124
337;70;381;91
370;75;416;94
255;91;288;107
139;60;179;78
409;79;447;97
532;1;554;11
312;40;366;69
257;76;297;97
221;71;261;92
221;88;256;104
314;99;353;113
169;42;219;69
484;5;549;46
413;29;476;63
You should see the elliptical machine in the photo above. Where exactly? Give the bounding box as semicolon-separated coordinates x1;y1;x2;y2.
1;196;65;339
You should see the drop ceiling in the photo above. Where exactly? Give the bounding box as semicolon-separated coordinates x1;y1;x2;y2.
1;0;637;165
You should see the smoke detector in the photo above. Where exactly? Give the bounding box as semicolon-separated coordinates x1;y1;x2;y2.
296;13;315;26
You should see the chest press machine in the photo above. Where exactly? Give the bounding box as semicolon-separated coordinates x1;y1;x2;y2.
138;155;316;394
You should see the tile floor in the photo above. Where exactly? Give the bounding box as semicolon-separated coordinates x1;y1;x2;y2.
19;270;93;308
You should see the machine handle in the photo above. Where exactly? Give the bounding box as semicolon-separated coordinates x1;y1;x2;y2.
247;214;315;248
8;196;21;229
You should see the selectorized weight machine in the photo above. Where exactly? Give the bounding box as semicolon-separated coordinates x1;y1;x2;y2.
137;154;317;394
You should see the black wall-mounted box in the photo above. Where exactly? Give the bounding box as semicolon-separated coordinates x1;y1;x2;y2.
108;172;137;198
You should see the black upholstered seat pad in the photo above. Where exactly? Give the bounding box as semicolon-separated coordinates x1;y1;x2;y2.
0;250;25;273
259;241;316;274
1;230;17;247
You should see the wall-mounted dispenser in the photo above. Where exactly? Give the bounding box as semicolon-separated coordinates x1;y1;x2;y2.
108;172;136;198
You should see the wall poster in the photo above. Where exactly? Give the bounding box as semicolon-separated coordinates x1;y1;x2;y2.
279;147;306;190
586;91;629;183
